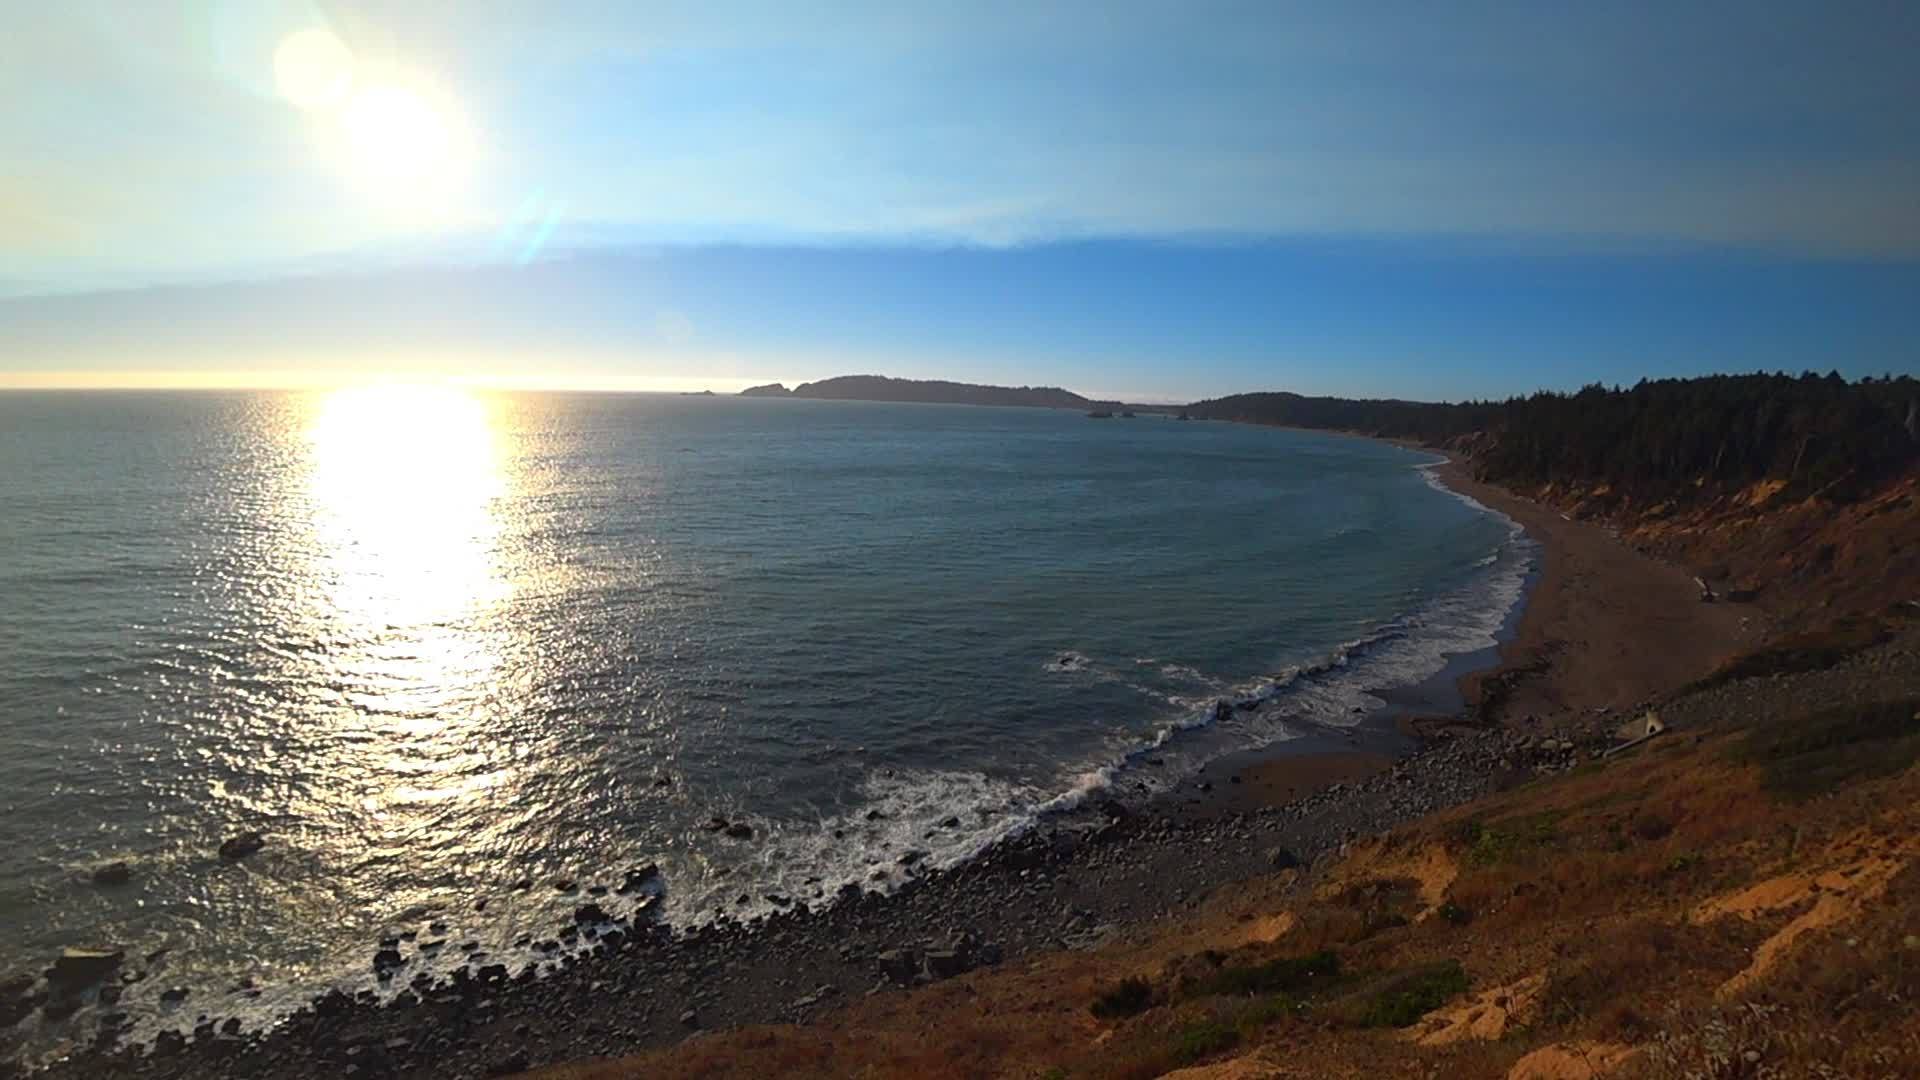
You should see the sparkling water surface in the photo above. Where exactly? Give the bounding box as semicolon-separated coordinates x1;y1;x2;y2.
0;388;1525;1051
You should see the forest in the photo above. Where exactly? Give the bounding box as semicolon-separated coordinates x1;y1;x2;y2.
1185;372;1920;505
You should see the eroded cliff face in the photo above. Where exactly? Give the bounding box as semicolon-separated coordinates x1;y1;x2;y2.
1507;468;1920;633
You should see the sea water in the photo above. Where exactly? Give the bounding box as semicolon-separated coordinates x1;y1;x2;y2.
0;388;1528;1053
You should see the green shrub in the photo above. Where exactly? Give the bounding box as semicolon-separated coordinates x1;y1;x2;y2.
1684;618;1890;695
1186;949;1341;999
1172;1021;1238;1064
1357;961;1471;1028
1741;699;1920;799
1090;976;1155;1019
1467;814;1560;865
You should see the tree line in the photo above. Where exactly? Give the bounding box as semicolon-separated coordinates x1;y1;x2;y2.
1185;372;1920;505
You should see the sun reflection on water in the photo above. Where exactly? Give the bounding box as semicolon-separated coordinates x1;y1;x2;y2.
302;383;516;836
308;384;506;636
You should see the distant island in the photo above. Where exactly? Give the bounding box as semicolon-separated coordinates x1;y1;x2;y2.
739;375;1119;411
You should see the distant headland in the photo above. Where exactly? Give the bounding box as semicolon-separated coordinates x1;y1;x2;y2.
739;375;1119;411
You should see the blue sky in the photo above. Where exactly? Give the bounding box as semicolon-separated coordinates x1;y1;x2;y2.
4;1;1917;399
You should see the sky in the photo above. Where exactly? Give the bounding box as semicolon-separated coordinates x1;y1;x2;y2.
3;1;1917;401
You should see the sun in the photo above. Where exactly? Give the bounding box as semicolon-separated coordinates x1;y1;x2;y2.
319;75;474;209
340;85;458;188
275;29;472;209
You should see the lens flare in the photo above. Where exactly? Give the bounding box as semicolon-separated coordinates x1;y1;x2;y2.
274;28;355;110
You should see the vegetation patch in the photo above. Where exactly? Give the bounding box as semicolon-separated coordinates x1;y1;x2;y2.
1171;1020;1239;1064
1182;949;1341;1000
1351;961;1471;1028
1089;976;1156;1019
1683;616;1890;695
1739;698;1920;799
1455;813;1561;866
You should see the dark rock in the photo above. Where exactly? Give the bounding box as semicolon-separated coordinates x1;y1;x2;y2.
372;949;405;975
1268;846;1303;870
158;986;189;1003
91;862;133;887
488;1053;531;1076
46;948;123;991
938;816;961;829
616;864;661;895
876;948;920;983
724;822;754;839
573;902;613;924
703;817;730;832
924;949;969;978
218;832;266;861
897;849;927;867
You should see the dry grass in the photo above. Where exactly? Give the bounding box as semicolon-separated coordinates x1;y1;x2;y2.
530;681;1920;1080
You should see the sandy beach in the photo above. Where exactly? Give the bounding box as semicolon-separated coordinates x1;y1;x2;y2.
1433;453;1761;728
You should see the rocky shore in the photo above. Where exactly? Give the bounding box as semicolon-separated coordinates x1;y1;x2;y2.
2;452;1769;1080
13;707;1628;1080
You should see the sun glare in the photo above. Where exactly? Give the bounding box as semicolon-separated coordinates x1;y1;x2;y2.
275;27;472;209
274;27;355;110
339;84;459;188
307;383;505;629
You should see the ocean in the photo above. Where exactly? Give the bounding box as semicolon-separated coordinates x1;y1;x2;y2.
0;388;1528;1054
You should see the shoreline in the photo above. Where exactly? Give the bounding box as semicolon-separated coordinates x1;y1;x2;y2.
15;436;1759;1079
1192;438;1763;792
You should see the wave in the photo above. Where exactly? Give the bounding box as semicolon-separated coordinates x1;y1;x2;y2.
1008;456;1538;824
48;454;1539;1062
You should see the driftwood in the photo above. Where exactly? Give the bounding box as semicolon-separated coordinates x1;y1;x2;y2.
1604;711;1668;758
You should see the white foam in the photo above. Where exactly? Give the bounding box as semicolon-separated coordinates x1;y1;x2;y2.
662;769;1042;927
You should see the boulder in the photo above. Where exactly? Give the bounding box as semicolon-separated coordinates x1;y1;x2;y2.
875;948;920;983
1268;847;1303;870
92;862;133;887
924;949;969;978
46;948;123;991
218;832;266;861
615;864;661;895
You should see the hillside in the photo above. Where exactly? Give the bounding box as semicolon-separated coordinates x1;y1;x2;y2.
739;376;1096;409
1188;374;1920;631
530;620;1920;1080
